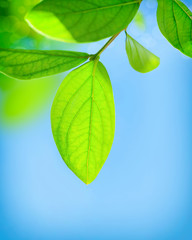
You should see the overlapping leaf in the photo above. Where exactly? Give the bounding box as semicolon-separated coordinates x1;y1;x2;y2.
157;0;192;57
51;59;115;184
126;33;160;73
0;49;89;80
26;0;141;43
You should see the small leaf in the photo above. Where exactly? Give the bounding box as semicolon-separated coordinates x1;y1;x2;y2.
51;59;115;184
26;0;141;43
125;33;160;73
0;48;89;80
157;0;192;57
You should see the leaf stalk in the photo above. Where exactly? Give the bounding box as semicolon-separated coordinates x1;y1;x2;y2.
89;32;121;60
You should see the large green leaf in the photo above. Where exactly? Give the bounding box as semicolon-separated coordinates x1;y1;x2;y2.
51;59;115;184
26;0;141;43
0;49;89;80
157;0;192;57
126;33;160;73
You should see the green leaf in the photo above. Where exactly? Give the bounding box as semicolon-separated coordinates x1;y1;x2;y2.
125;33;160;73
51;59;115;184
0;48;89;80
157;0;192;57
25;0;141;43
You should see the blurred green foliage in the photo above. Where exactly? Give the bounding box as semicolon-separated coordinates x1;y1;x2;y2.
0;0;41;48
0;75;64;124
0;0;75;125
133;11;146;31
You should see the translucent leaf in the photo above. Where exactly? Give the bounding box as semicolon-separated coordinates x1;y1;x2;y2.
157;0;192;57
26;0;141;43
51;59;115;184
0;48;89;80
125;33;160;73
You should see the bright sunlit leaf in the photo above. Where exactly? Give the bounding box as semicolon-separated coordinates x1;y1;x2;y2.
26;0;141;43
51;59;115;184
125;33;160;73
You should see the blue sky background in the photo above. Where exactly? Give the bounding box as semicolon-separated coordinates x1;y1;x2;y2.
0;0;192;239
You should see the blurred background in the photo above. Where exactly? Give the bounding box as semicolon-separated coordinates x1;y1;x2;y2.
0;0;192;239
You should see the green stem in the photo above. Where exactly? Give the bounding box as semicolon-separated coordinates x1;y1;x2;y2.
90;32;121;60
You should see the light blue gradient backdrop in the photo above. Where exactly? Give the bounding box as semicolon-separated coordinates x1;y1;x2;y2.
1;1;192;239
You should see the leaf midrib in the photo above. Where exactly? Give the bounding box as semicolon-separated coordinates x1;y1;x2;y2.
174;0;192;20
86;60;98;184
172;1;183;50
